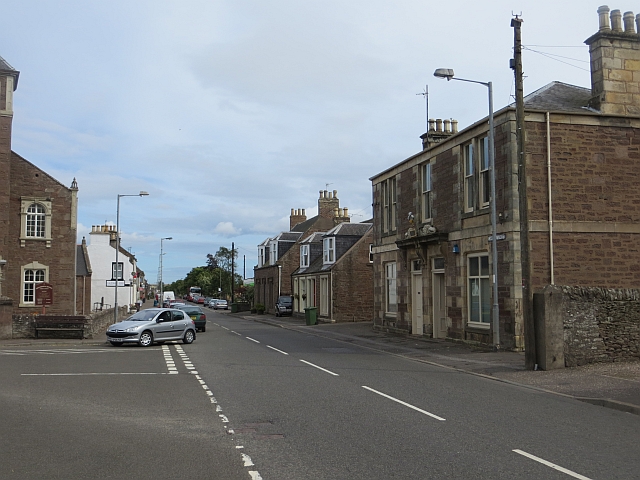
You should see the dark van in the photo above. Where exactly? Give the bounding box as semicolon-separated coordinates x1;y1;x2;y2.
275;296;293;317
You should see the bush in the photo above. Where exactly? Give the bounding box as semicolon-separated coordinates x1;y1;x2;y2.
255;303;265;314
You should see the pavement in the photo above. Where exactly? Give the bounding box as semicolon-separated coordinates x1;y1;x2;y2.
2;307;638;416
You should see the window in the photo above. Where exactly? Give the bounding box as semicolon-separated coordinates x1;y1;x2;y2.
20;261;49;307
20;198;52;247
464;143;475;212
300;245;309;268
173;311;185;321
23;268;45;304
270;242;278;265
479;136;490;208
385;262;397;314
381;177;397;233
468;255;490;325
323;237;335;264
258;246;266;267
422;162;432;221
26;203;46;238
112;262;124;281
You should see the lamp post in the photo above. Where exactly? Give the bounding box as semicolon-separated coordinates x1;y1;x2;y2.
160;237;172;307
434;68;499;348
114;191;149;323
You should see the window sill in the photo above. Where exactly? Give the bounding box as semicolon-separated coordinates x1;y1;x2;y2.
19;237;52;248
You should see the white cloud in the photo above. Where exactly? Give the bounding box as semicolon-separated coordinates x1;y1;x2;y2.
214;222;241;236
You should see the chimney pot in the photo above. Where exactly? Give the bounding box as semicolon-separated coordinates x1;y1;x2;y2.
598;5;611;31
302;209;305;215
611;9;623;32
428;118;436;131
436;119;443;132
624;11;636;33
443;119;451;133
291;208;294;215
333;190;338;198
344;207;349;217
323;190;328;199
333;207;339;216
452;119;459;133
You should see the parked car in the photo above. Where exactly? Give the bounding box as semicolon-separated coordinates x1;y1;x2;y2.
197;296;205;305
275;295;293;317
213;299;228;310
207;298;219;308
106;308;196;347
175;305;207;332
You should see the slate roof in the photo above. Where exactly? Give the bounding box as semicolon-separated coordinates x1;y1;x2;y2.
0;55;19;89
291;215;319;232
273;231;303;242
300;232;325;244
324;222;372;237
520;81;594;114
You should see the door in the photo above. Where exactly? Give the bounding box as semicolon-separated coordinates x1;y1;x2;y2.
432;272;447;339
411;268;423;336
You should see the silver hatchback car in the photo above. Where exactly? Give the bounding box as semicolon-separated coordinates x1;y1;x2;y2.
106;308;197;347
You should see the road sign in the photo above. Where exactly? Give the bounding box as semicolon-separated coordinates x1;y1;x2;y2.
488;234;506;242
106;280;128;287
35;282;53;306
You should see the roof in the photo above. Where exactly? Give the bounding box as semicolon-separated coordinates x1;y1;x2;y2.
324;222;372;237
291;215;320;232
272;231;303;242
300;232;326;244
520;81;594;114
76;244;92;276
0;55;19;89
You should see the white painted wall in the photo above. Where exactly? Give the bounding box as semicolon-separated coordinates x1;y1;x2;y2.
87;229;138;311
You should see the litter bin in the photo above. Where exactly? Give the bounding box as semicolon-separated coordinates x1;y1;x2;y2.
230;303;238;313
304;307;317;325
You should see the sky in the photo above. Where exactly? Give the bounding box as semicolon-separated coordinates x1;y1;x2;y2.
1;0;613;282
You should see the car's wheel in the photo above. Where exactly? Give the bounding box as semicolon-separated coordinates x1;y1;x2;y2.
183;330;195;344
201;325;206;332
139;331;153;347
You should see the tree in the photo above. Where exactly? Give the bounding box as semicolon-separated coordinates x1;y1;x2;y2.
206;253;218;270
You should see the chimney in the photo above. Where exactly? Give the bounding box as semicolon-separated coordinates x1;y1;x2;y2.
585;5;640;115
319;189;340;219
290;208;307;230
421;118;458;150
333;206;351;226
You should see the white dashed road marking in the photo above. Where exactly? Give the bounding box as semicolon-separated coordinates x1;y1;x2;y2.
266;345;289;355
362;386;446;421
299;359;339;376
513;450;593;479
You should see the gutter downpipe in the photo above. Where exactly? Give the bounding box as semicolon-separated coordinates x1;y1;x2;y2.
546;112;555;285
278;265;282;297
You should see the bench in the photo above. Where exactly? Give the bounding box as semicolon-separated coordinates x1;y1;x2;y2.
34;316;86;339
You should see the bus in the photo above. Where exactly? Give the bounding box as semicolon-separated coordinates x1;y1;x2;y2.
189;286;201;298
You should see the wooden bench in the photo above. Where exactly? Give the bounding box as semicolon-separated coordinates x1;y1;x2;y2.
34;316;86;339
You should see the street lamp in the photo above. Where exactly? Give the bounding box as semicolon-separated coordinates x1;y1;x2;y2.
434;68;500;348
114;191;149;322
160;237;172;306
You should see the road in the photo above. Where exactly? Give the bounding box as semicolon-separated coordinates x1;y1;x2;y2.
1;309;639;479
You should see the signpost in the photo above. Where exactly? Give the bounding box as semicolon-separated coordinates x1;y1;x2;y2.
35;282;53;314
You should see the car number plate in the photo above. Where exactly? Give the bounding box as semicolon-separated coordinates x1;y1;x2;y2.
190;315;197;320
110;337;123;342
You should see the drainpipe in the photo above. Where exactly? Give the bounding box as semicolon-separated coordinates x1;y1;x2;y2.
278;265;282;297
546;112;555;285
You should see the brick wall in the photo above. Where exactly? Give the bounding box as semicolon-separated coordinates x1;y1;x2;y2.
330;230;373;322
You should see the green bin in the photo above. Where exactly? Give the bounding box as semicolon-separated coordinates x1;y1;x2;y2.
304;307;318;325
230;303;238;313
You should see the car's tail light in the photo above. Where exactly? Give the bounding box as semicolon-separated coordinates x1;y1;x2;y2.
202;314;206;321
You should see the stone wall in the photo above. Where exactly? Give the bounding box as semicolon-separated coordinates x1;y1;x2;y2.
535;285;640;368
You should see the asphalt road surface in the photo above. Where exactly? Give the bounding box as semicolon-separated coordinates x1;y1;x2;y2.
1;310;639;479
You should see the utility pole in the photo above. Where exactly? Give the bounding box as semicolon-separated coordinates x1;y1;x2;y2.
231;242;235;303
511;15;536;369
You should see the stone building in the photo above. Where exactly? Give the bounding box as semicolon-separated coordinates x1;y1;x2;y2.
292;222;373;322
75;238;92;316
370;6;640;350
254;190;350;314
0;55;78;316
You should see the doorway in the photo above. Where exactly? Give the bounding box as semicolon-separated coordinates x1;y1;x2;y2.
411;261;423;335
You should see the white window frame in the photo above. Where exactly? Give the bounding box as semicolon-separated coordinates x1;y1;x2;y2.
300;244;309;268
20;261;49;307
467;254;491;326
385;262;397;315
269;241;278;265
464;143;475;213
422;162;432;221
112;262;124;281
258;246;265;267
323;237;335;264
20;198;52;247
479;136;490;209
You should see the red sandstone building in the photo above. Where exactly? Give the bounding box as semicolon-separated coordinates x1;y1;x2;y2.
370;6;640;349
0;56;78;317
